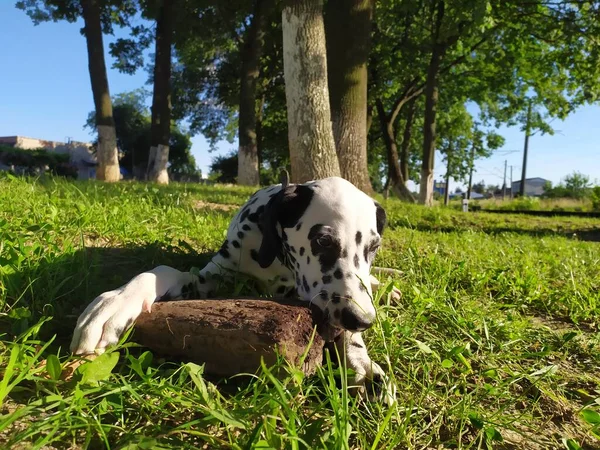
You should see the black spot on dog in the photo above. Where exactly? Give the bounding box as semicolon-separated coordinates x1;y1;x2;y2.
342;249;348;258
242;224;251;231
248;212;260;223
375;202;386;234
296;222;302;231
232;240;240;249
290;246;296;253
250;249;259;262
249;197;258;206
332;293;342;304
306;256;310;265
219;241;230;258
282;231;288;242
354;254;360;268
313;281;318;288
299;247;305;256
358;282;367;292
296;275;301;286
198;274;206;284
334;269;343;279
158;290;172;302
276;285;287;294
308;224;342;273
296;261;300;269
322;275;332;284
355;231;362;245
350;340;364;349
341;308;370;331
363;245;369;263
319;290;328;300
240;209;250;223
302;276;310;293
237;231;244;240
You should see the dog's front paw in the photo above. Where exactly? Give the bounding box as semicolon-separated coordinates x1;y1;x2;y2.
351;361;397;405
70;286;151;355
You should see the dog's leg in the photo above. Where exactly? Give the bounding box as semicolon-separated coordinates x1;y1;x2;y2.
370;267;402;301
330;331;396;405
70;257;236;355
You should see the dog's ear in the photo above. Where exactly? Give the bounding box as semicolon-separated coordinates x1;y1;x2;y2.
257;184;314;268
374;201;387;235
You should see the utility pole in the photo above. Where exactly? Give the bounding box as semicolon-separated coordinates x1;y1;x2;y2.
502;159;507;201
510;165;514;199
520;99;533;197
466;142;476;200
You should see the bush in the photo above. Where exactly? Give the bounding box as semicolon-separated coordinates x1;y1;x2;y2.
0;145;76;178
591;186;600;212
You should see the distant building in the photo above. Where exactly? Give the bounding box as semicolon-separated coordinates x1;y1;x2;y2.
511;177;549;197
0;135;97;180
450;191;485;200
433;180;447;196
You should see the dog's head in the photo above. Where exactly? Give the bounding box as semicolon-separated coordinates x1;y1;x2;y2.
258;177;386;333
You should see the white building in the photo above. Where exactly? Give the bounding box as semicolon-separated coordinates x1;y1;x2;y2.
511;177;549;197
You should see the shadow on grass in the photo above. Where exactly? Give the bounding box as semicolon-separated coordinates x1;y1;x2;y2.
2;242;215;346
398;223;600;242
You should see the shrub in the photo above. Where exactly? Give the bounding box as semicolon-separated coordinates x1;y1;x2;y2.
0;145;76;178
591;186;600;211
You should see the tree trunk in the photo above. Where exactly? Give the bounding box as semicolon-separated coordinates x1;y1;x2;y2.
238;0;271;186
419;0;447;206
324;0;374;194
400;99;416;183
375;98;415;202
147;0;174;185
419;42;444;206
81;0;120;182
282;0;341;183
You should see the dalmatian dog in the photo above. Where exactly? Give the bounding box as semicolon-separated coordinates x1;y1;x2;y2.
70;176;396;404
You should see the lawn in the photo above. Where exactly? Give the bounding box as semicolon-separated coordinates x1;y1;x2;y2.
1;173;599;449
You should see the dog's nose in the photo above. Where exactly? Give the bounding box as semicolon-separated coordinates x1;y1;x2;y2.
341;307;374;331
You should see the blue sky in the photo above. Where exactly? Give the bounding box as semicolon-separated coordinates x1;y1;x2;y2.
1;3;598;188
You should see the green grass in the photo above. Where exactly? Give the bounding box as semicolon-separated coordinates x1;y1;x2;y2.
1;173;599;449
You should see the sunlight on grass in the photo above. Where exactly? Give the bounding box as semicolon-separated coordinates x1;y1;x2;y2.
0;174;599;449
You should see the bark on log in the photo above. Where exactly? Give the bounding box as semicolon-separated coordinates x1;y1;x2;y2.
133;298;326;377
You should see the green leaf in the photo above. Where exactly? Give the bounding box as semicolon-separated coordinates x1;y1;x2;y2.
485;426;503;442
441;359;454;368
77;351;120;385
45;354;62;381
468;413;484;430
562;438;582;450
415;339;432;354
580;409;600;425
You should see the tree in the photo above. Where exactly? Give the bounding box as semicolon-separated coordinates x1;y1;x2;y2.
16;0;141;182
282;0;340;183
146;0;174;184
80;0;121;181
86;90;199;180
324;0;374;193
238;0;272;186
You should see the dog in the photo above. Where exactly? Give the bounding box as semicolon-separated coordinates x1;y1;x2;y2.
70;176;397;404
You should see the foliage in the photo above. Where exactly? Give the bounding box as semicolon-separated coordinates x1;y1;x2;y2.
0;145;77;178
592;186;600;212
0;176;599;448
209;151;283;186
544;172;594;200
85;90;200;179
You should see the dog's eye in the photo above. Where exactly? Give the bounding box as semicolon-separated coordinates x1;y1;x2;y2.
317;235;333;247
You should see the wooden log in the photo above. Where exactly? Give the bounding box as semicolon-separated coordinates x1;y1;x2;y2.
132;298;326;377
